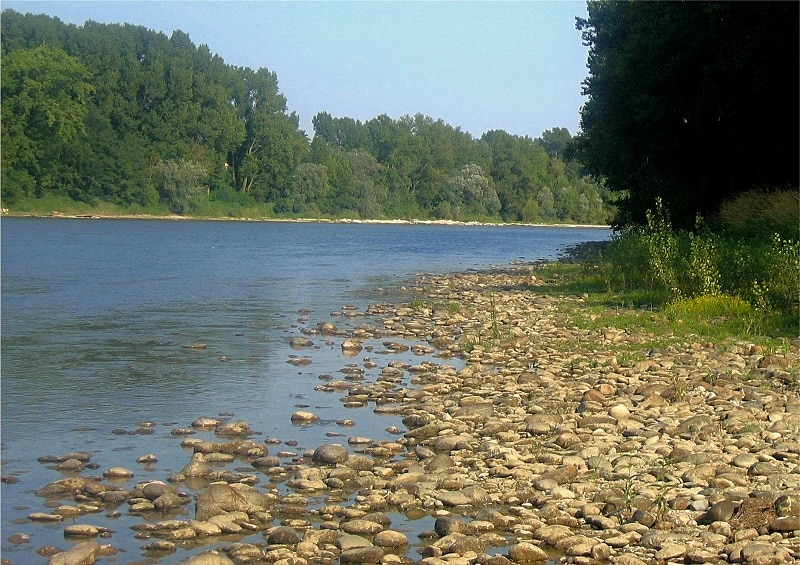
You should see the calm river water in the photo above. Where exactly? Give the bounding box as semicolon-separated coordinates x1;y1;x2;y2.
1;217;609;563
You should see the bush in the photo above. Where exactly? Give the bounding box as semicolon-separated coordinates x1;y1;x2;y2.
715;188;799;240
601;226;651;292
599;196;799;336
764;234;800;317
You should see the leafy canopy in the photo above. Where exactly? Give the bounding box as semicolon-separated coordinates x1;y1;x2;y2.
574;1;799;228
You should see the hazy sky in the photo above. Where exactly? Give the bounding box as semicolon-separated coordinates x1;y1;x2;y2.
3;1;590;139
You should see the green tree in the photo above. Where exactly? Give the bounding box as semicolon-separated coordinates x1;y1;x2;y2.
312;112;370;150
231;68;307;201
575;1;799;227
346;150;386;218
282;162;328;215
152;158;208;214
482;129;550;221
538;127;572;160
1;44;93;201
537;186;556;220
440;164;500;220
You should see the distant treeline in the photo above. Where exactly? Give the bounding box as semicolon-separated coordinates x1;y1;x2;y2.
0;10;614;223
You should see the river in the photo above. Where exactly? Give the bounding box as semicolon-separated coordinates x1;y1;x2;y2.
1;217;609;563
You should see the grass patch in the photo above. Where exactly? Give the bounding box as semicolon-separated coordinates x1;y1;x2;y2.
560;196;800;338
7;194;174;217
529;259;796;354
666;295;758;339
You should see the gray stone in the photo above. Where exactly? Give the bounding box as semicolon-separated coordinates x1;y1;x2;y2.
311;444;349;465
336;534;373;551
698;500;738;524
435;516;469;537
266;525;299;545
769;516;800;532
438;490;472;507
180;453;212;478
774;494;800;517
740;543;793;565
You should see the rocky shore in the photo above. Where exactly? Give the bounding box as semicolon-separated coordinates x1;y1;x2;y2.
7;265;800;565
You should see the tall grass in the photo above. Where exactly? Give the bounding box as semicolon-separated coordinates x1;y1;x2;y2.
598;192;799;336
715;188;799;240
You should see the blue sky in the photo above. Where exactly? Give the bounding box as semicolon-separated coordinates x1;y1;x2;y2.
3;1;590;139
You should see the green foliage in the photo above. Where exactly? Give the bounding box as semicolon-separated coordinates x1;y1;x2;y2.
575;2;799;228
598;199;799;336
1;10;301;214
643;199;680;295
152;159;208;214
481;128;613;224
1;44;93;202
666;295;755;337
714;188;800;241
763;235;800;318
281;163;327;215
1;9;614;224
439;163;500;220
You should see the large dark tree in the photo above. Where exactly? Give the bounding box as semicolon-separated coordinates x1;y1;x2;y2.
574;1;799;228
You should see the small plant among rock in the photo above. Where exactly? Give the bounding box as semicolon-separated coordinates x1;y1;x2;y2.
670;374;687;401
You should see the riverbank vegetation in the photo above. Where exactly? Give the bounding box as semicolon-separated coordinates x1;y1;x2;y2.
0;9;613;224
559;2;798;338
542;189;799;340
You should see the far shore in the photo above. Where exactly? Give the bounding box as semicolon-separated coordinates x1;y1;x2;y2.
1;210;610;230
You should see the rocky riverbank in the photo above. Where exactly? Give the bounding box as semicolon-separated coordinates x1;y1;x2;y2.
8;265;800;565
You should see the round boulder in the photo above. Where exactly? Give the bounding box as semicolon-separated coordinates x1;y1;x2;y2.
291;411;319;424
180;453;212;478
103;467;134;479
312;444;349;465
374;530;408;548
266;525;300;545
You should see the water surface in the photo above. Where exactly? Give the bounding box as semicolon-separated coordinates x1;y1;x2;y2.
1;218;609;562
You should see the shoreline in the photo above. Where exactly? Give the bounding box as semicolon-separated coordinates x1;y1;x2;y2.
11;263;799;565
1;211;611;230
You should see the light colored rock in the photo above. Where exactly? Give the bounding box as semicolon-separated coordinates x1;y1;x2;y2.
609;404;631;420
179;550;235;565
508;542;548;562
291;411;319;424
102;467;134;479
341;520;384;535
63;525;100;538
373;530;408;548
47;541;101;565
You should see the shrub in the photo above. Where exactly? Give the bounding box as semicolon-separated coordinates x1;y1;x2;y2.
599;196;799;336
764;234;800;317
601;226;651;292
715;188;799;240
